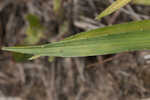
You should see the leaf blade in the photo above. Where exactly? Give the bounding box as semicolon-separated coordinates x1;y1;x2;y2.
3;30;150;57
96;0;131;20
3;20;150;57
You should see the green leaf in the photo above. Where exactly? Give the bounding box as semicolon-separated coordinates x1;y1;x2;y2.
2;20;150;57
12;52;33;62
132;0;150;5
53;0;62;13
96;0;131;20
12;14;45;61
26;14;42;28
63;20;150;41
25;14;44;44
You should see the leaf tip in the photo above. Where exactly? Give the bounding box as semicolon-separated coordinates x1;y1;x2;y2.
95;16;101;20
29;55;41;60
1;46;19;52
1;46;8;51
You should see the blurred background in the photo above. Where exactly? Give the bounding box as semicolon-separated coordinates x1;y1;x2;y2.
0;0;150;100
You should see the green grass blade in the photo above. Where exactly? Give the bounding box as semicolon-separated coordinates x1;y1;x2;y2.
96;0;131;20
2;20;150;57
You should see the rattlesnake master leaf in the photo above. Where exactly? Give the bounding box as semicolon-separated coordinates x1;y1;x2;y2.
63;20;150;41
2;20;150;57
96;0;131;20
